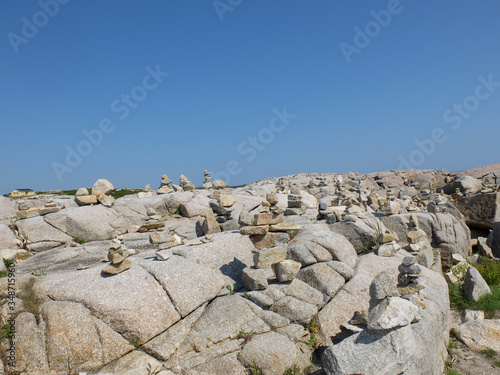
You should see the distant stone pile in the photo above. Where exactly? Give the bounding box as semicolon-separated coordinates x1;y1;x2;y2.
75;179;115;207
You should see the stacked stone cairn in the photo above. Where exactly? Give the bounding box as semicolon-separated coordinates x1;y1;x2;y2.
285;187;305;216
364;268;422;331
276;177;286;193
239;193;302;291
405;215;428;253
138;208;166;233
157;174;173;194
397;256;426;308
202;170;212;189
383;190;401;215
402;214;441;270
481;179;497;193
102;236;135;275
178;174;195;191
376;230;401;257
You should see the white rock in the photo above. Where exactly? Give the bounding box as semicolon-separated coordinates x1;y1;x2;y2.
91;179;114;195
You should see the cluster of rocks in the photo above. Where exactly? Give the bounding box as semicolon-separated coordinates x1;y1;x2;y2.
75;179;115;207
369;266;422;330
102;236;135;275
323;262;424;375
239;195;302;291
141;171;229;197
16;198;61;219
4;165;500;374
138;208;167;233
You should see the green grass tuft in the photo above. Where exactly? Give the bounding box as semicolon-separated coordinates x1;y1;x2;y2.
482;348;497;358
19;279;44;315
283;364;301;375
474;258;500;285
448;283;500;317
109;189;142;199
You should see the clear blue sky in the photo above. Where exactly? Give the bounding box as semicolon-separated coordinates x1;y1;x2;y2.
1;0;499;193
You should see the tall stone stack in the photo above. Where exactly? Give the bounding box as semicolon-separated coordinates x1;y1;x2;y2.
285;190;305;216
364;267;422;330
403;214;440;270
157;174;173;194
383;190;401;215
397;256;426;308
276;177;286;193
102;236;135;275
203;170;212;189
239;194;302;291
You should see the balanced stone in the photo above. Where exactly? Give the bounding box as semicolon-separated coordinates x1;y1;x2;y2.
161;174;172;185
218;194;236;207
370;270;399;300
266;193;279;206
102;258;132;275
288;195;303;208
254;213;285;226
240;226;269;236
76;188;89;197
203;170;212;189
75;195;97;206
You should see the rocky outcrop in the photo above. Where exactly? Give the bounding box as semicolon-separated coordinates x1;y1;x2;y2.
454;192;500;229
382;212;472;265
443;176;483;195
0;223;20;249
454;311;500;352
17;216;72;251
320;252;450;375
2;165;490;374
0;196;16;219
487;222;500;258
44;205;123;241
